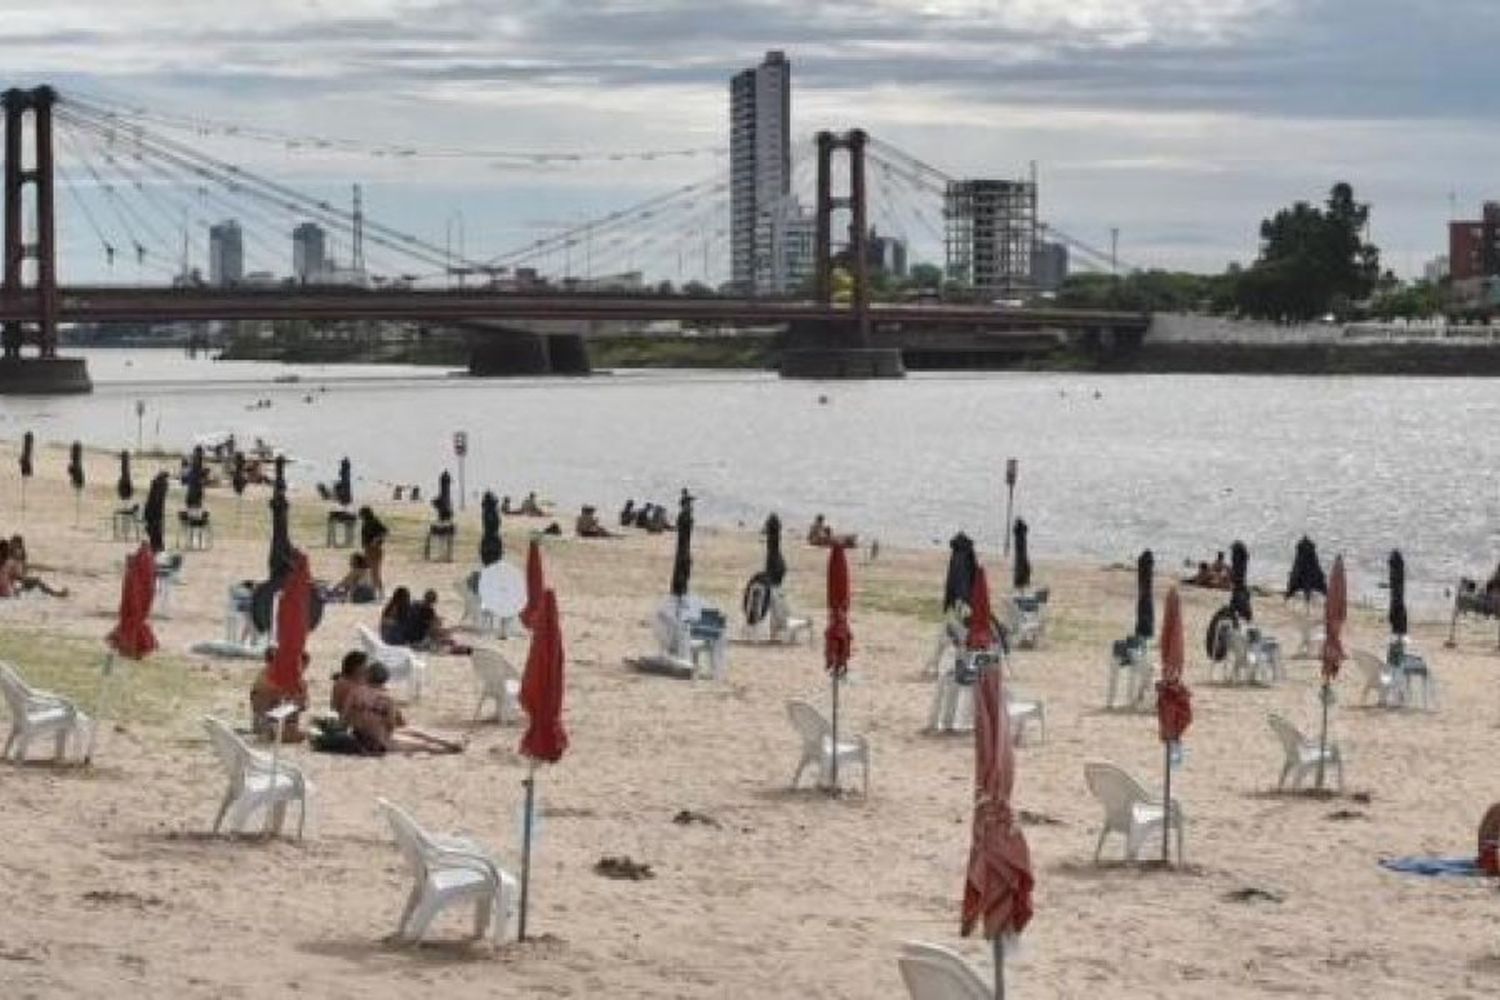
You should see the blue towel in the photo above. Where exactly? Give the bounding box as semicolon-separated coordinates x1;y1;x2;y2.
1379;856;1482;878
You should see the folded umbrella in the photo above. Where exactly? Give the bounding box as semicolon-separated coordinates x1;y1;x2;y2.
185;446;206;510
116;451;134;503
944;532;978;612
1229;540;1252;622
143;472;168;554
1012;520;1032;592
670;496;694;597
479;490;502;566
1389;550;1407;637
520;538;545;631
1135;550;1155;640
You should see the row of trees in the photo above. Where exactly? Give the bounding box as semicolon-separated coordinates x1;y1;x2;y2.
1054;182;1448;323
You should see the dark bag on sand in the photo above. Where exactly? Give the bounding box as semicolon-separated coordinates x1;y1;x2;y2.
311;718;361;755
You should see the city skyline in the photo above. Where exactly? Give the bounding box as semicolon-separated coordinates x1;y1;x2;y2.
3;1;1492;283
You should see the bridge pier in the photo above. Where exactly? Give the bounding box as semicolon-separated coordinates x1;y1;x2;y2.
779;318;904;378
467;328;591;377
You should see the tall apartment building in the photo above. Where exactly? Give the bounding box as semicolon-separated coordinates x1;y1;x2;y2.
729;50;791;295
1449;202;1500;282
208;220;243;287
293;222;328;283
944;179;1037;300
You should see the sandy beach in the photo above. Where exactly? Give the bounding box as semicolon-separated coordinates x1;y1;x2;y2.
2;440;1499;999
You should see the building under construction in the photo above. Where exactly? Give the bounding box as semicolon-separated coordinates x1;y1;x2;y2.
944;178;1036;300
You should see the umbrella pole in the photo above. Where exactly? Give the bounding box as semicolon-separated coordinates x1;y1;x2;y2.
1316;681;1331;790
1162;740;1173;863
519;759;537;941
74;491;81;527
993;936;1005;1000
1003;484;1014;560
85;652;116;764
829;672;840;795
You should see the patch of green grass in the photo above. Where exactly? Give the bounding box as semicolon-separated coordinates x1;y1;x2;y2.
0;628;218;728
859;584;944;625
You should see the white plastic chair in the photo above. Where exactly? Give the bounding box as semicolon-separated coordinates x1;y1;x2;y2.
1006;691;1045;746
1352;649;1402;708
786;699;870;796
202;716;308;839
1009;593;1046;649
897;941;991;1000
0;661;91;762
1084;761;1185;863
470;647;520;725
927;664;976;733
924;617;965;677
355;624;427;701
1266;713;1343;791
378;798;517;945
654;600;724;679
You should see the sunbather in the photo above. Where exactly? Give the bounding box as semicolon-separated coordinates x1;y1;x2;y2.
519;491;547;517
357;507;388;597
405;590;471;655
327;552;377;604
619;499;636;526
380;587;413;645
807;514;857;549
345;663;462;755
576;505;614;538
330;650;368;717
4;536;68;597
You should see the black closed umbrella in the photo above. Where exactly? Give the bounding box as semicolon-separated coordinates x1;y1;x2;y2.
433;471;453;523
1229;540;1252;622
944;532;978;612
671;495;694;597
479;490;502;566
1135;550;1155;639
1389;549;1408;637
764;513;786;587
117;451;134;503
185;446;206;509
335;457;353;507
273;454;287;492
143;472;168;553
231;452;247;496
1285;536;1327;604
268;484;294;581
17;430;32;511
1012;519;1032;592
68;442;84;490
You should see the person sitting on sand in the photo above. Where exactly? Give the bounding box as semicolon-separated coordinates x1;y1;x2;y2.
576;505;614;538
344;663;462;755
646;504;674;533
4;535;68;598
330;650;368;717
249;646;309;743
328;552;377;604
1209;551;1230;588
501;495;519;516
619;499;636;527
1185;561;1214;587
358;507;388;597
380;586;414;645
404;590;471;655
807;514;857;549
520;491;547;517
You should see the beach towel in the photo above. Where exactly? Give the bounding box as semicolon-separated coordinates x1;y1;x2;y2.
1378;856;1484;878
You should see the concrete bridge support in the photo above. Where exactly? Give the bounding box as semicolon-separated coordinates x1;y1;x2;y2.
467;327;591;376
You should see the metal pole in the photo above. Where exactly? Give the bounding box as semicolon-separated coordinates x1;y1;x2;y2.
84;652;115;763
829;672;840;795
518;760;537;940
1316;682;1330;790
1003;484;1015;559
458;453;466;512
993;936;1005;1000
1162;741;1172;862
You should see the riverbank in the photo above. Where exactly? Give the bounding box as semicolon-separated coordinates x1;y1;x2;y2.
2;438;1498;998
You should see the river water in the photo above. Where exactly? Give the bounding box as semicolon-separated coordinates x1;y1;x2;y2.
2;349;1494;611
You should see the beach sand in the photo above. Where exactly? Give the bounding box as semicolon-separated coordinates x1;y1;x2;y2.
1;442;1499;999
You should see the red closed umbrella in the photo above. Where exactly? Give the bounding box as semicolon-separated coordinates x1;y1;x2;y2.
108;542;159;660
1316;556;1347;789
91;543;160;762
960;622;1033;999
267;551;312;697
520;539;545;631
517;587;567;940
823;544;852;794
966;566;995;651
1155;586;1191;861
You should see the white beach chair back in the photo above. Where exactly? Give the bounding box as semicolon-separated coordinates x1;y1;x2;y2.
1084;761;1150;829
1351;649;1387;683
202;716;255;797
471;646;517;691
897;941;991;1000
378;797;436;877
1266;712;1306;757
786;699;831;753
0;661;31;719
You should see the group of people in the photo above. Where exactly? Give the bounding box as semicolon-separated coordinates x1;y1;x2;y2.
1184;551;1234;589
0;535;67;599
249;647;459;755
378;586;470;654
618;498;678;534
502;492;550;517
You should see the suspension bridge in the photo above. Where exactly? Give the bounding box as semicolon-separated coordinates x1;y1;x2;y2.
0;85;1147;392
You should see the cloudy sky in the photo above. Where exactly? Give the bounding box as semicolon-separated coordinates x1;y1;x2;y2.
4;0;1492;283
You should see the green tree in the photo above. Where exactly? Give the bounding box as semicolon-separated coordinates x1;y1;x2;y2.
908;262;943;289
1235;182;1380;321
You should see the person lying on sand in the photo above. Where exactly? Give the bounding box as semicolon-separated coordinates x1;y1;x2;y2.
344;663;462;755
576;506;614;538
1183;561;1215;587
